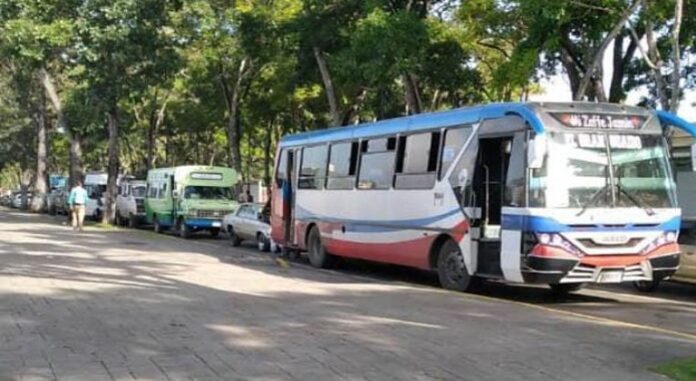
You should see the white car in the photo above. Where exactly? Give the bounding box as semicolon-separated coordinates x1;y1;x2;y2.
115;180;146;227
223;203;277;252
11;193;31;209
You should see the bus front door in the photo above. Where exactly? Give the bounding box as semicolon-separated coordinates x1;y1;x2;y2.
283;149;297;248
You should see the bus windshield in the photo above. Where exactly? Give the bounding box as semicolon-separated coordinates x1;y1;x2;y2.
131;186;146;198
183;186;232;200
529;133;676;209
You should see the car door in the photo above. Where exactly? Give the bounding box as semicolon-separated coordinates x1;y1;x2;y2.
235;206;251;239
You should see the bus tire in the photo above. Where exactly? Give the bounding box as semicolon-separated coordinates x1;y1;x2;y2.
153;216;163;234
437;239;474;292
306;226;336;269
549;283;584;294
179;218;191;239
633;279;660;292
228;226;242;246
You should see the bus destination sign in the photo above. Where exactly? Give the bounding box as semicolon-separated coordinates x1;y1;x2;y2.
552;113;645;130
191;172;223;180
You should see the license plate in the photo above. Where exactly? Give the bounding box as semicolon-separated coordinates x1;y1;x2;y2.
598;270;623;283
212;221;221;228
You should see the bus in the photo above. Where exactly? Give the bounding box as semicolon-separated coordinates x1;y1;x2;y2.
145;166;239;238
270;102;696;293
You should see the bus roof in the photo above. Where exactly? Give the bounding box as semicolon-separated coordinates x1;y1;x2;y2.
279;102;696;147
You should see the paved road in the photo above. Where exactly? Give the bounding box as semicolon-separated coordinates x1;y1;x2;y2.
1;208;695;381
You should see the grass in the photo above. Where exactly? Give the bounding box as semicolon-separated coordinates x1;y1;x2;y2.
652;358;696;381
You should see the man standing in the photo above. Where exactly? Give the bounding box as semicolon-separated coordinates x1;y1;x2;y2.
68;180;88;232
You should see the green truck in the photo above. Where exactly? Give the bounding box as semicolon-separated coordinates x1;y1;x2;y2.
145;166;239;238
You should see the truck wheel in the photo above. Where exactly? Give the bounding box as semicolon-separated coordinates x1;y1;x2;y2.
256;233;271;252
549;283;585;294
179;219;191;239
228;226;242;246
633;280;661;292
210;228;220;238
306;226;336;268
437;239;475;292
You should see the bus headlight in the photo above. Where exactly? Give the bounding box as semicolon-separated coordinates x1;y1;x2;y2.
536;233;582;256
641;231;678;255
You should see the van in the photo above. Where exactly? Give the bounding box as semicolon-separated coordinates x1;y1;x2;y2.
116;179;147;227
145;166;239;238
84;172;108;220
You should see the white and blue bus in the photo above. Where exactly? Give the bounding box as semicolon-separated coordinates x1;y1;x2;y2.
270;102;696;293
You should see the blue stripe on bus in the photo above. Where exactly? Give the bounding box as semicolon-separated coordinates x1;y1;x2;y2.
295;206;462;232
501;214;681;232
280;103;545;147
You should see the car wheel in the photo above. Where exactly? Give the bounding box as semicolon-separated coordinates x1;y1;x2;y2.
549;283;585;294
633;280;661;292
210;228;220;238
179;218;191;239
437;239;476;292
228;226;242;246
306;226;336;268
256;233;271;252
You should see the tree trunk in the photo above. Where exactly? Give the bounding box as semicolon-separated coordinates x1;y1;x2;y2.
221;58;249;184
574;0;641;100
314;47;341;127
669;0;683;111
646;18;670;110
30;96;48;213
403;73;423;114
39;68;83;186
147;94;170;171
609;32;639;103
103;108;120;224
263;120;272;190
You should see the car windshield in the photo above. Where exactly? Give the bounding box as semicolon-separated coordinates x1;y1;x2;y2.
131;186;146;198
529;132;676;209
183;186;232;200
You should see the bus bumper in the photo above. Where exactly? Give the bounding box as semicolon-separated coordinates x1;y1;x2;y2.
185;218;223;229
521;246;680;284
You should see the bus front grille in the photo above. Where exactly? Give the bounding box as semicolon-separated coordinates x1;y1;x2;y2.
196;210;227;218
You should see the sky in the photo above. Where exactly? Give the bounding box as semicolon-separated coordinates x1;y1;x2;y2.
529;41;696;123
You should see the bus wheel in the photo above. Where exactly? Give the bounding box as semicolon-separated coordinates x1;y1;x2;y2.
210;228;220;238
153;216;163;234
307;226;336;268
256;233;270;252
228;226;242;246
633;280;660;292
179;219;191;239
549;283;584;294
437;239;474;292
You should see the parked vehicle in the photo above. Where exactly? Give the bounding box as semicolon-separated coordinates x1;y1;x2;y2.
668;128;696;235
115;179;147;227
47;187;69;215
84;172;108;221
223;203;276;252
271;102;696;294
145;166;239;238
11;192;32;209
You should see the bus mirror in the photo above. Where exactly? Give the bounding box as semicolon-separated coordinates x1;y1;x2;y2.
528;135;547;169
691;143;696;172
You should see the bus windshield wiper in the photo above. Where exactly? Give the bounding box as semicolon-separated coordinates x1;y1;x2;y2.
576;183;612;217
616;184;655;216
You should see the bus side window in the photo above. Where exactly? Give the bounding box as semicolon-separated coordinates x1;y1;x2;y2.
276;149;288;186
440;126;472;179
299;145;328;190
327;142;358;190
358;137;397;190
394;132;441;189
504;132;526;207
